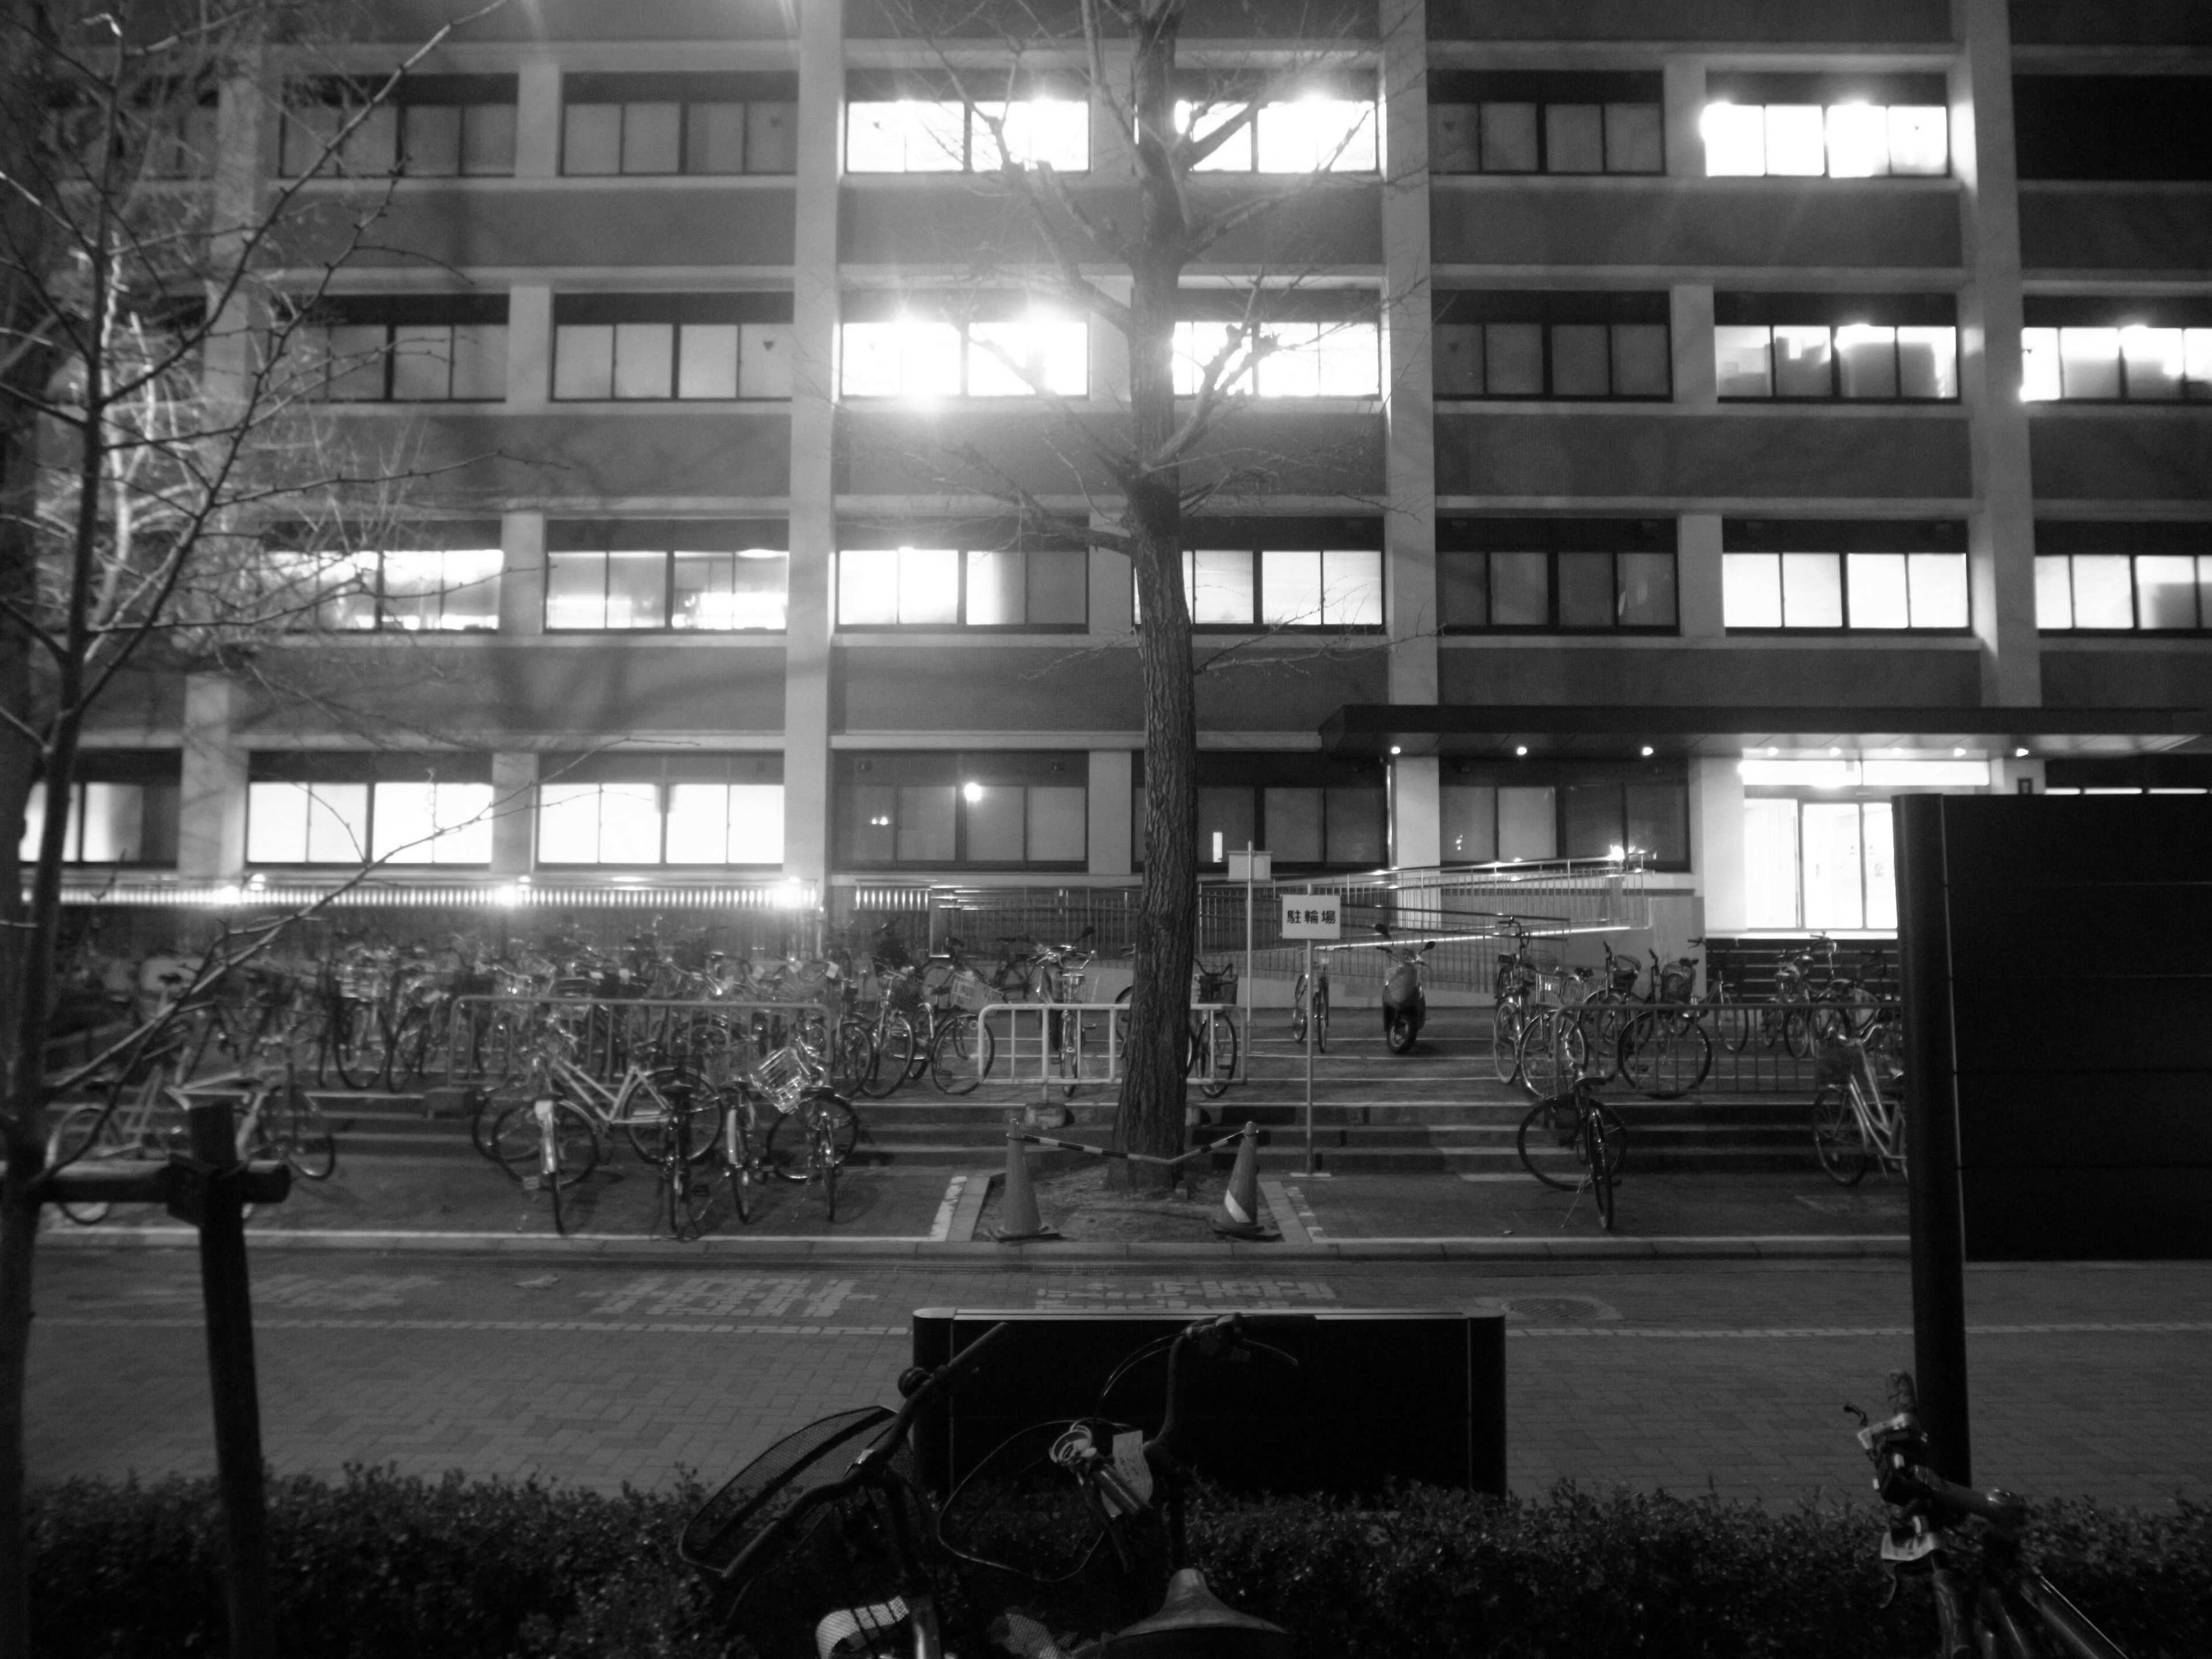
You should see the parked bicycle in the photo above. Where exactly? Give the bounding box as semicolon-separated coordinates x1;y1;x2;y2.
1846;1372;2131;1659
1289;958;1330;1052
1813;1024;1906;1184
1514;1075;1622;1230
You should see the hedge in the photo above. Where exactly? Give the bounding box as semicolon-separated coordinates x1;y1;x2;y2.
27;1467;2209;1658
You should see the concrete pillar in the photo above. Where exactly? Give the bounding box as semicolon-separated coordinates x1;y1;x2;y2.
1090;509;1133;636
1670;283;1716;406
1953;0;2040;707
1392;755;1440;870
1380;0;1441;873
1662;58;1707;179
781;0;842;882
203;51;270;413
490;752;536;874
1687;755;1745;934
178;675;247;878
506;285;551;410
500;510;544;635
1677;512;1725;638
1088;751;1133;874
516;59;562;179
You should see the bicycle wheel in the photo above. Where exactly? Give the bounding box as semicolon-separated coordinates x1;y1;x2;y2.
331;1000;389;1091
829;1018;877;1098
1619;1013;1713;1101
1490;1003;1524;1084
1585;1110;1616;1231
1289;976;1310;1044
722;1104;756;1225
278;1088;338;1180
820;1127;839;1222
490;1099;601;1188
1517;1008;1585;1097
1199;1011;1238;1098
663;1116;715;1241
1516;1096;1627;1190
1782;1006;1817;1060
859;1013;912;1100
1714;998;1755;1055
1575;996;1629;1084
929;1012;992;1095
389;1004;439;1092
1314;984;1329;1052
764;1096;861;1181
46;1103;119;1225
1812;1084;1872;1186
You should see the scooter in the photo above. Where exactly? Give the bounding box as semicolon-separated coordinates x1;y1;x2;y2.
1382;934;1434;1055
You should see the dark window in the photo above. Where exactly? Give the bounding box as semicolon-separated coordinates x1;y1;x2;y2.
1139;753;1387;870
1428;71;1663;175
552;292;794;400
2014;75;2212;182
838;753;1086;869
1439;518;1677;632
1434;291;1671;400
281;75;517;177
1441;758;1688;870
562;72;798;175
292;294;509;403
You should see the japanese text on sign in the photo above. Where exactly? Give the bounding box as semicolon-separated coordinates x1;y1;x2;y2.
1280;896;1342;940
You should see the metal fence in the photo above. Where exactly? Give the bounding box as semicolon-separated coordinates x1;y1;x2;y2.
445;995;830;1086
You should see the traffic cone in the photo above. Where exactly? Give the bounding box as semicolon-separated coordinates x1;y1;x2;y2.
991;1130;1060;1243
1212;1123;1279;1241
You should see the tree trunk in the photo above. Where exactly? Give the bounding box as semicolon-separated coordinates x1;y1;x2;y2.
0;1172;39;1659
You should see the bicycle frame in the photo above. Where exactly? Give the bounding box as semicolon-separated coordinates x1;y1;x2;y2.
1838;1039;1906;1174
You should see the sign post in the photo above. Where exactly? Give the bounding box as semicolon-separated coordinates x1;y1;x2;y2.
1228;846;1271;1085
1281;893;1342;1177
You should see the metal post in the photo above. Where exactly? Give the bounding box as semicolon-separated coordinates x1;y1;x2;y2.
1243;840;1255;1084
1896;793;1972;1486
1303;938;1316;1176
189;1099;277;1659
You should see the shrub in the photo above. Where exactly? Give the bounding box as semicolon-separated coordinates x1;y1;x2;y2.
26;1469;2208;1658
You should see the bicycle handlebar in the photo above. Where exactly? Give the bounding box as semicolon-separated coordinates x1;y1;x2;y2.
1151;1313;1315;1462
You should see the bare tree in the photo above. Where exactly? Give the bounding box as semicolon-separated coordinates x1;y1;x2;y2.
0;1;502;1645
860;0;1406;1184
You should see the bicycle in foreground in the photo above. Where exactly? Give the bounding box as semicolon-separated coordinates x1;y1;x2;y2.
1813;1024;1906;1184
1846;1372;2131;1659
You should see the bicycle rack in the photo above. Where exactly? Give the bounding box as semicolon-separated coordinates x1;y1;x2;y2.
974;1001;1244;1107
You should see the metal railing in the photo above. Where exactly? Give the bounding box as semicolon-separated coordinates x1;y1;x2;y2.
445;995;830;1086
974;1001;1243;1092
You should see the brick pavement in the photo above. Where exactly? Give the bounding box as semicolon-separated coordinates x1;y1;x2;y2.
29;1252;2212;1508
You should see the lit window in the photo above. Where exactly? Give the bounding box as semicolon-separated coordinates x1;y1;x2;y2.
370;782;494;865
846;97;1088;173
247;769;491;866
1702;98;1948;177
1171;318;1380;397
540;777;784;865
562;75;796;175
2020;323;2212;400
1174;96;1377;172
838;541;1085;628
1743;799;1897;931
1723;548;1968;630
839;315;1086;399
247;782;368;865
2035;550;2212;632
546;544;787;631
18;774;176;866
1168;547;1385;629
266;545;499;631
1714;317;1957;400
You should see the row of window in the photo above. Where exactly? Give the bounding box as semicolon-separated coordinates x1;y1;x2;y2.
1429;73;1664;176
2021;327;2212;404
1440;774;1690;868
1745;798;1897;932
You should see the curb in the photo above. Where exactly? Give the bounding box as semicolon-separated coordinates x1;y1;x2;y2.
37;1225;1913;1263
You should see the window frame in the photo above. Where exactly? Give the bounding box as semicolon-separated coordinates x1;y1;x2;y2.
279;75;520;179
558;71;798;176
1437;517;1679;635
1169;291;1384;400
267;536;504;634
1433;291;1673;402
1141;527;1386;633
550;292;796;403
837;752;1088;871
542;521;790;634
1427;71;1665;176
535;753;787;868
2032;526;2212;635
244;754;495;868
2018;300;2212;404
1143;754;1389;872
1699;73;1951;181
17;755;182;868
1711;293;1960;404
1718;520;1972;635
295;296;509;404
836;303;1090;401
1441;759;1692;871
843;76;1092;175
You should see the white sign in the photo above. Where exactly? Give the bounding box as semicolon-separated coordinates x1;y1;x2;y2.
1228;850;1272;881
1280;894;1342;940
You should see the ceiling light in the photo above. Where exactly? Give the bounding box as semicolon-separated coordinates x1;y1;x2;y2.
1514;745;1528;757
963;782;984;802
2015;748;2029;758
1952;747;1967;757
1389;745;1402;756
1640;746;1654;757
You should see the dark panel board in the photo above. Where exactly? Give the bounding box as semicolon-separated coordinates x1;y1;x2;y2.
910;1309;1504;1498
1952;976;2212;1073
838;646;1143;732
2028;411;2212;502
367;0;793;39
2013;1;2212;44
1960;1168;2212;1260
2042;649;2212;711
2014;77;2212;182
2021;185;2212;274
848;0;1373;38
1437;644;1981;709
389;411;793;502
340;187;797;271
1425;0;1949;42
1434;411;1973;501
1957;1075;2212;1169
841;180;1380;271
1430;179;1961;270
1935;797;2212;889
839;408;1385;498
1943;882;2212;961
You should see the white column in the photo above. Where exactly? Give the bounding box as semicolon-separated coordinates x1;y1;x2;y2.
1670;283;1715;406
500;509;544;635
1687;756;1746;934
781;0;842;882
1677;512;1725;638
1953;0;2040;707
1392;756;1441;869
1088;751;1133;874
1663;58;1707;179
177;675;247;878
490;752;536;874
516;59;562;178
506;284;551;410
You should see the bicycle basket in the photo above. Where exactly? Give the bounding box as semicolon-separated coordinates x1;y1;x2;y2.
1194;966;1238;1003
680;1406;925;1655
1537;1092;1582;1147
1658;964;1695;1003
949;972;993;1014
754;1044;815;1115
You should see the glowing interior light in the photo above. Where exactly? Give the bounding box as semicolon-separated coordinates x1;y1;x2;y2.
2015;748;2029;757
1640;746;1654;757
1514;745;1528;757
1825;103;1890;177
1700;102;1765;176
963;781;984;802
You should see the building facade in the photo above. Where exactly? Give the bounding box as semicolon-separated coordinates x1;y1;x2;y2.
56;0;2212;940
